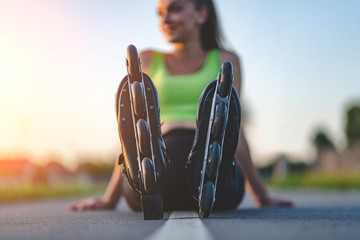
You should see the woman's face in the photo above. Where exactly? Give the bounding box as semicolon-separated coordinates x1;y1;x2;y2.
157;0;206;43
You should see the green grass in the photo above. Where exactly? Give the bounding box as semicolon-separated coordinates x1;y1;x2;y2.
268;172;360;190
2;173;359;203
0;182;107;203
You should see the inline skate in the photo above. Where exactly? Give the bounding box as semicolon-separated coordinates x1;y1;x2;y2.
115;45;169;220
186;61;241;218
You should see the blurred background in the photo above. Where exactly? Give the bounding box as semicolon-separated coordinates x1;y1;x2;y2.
1;0;359;202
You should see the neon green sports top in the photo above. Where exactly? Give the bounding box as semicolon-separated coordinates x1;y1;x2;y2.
149;49;221;123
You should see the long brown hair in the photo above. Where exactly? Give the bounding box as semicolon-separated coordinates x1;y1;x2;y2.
193;0;224;50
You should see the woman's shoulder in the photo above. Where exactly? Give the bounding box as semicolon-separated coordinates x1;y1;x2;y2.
219;48;242;95
139;49;155;59
219;49;240;65
139;49;169;74
139;49;159;74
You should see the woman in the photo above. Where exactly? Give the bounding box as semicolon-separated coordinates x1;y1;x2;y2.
71;0;292;212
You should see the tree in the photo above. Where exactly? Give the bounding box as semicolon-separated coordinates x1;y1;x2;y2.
312;129;335;152
312;129;338;172
345;105;360;146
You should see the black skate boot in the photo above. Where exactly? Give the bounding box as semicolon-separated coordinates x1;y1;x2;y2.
115;45;169;220
186;61;241;218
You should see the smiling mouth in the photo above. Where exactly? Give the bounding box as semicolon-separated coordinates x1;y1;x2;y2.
164;25;176;35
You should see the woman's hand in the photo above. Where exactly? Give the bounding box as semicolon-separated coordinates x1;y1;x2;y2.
70;197;116;211
70;163;123;212
257;197;294;208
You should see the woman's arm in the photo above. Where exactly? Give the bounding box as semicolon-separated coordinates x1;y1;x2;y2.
70;49;155;211
102;162;124;207
235;129;268;206
221;50;293;207
70;161;123;211
235;129;293;207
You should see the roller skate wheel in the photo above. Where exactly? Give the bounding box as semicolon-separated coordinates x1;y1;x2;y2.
127;45;141;81
212;102;227;140
199;181;215;218
131;82;146;118
136;119;151;157
206;141;221;180
141;157;155;194
218;61;233;98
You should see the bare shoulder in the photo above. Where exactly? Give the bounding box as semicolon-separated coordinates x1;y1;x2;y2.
139;49;155;74
219;49;240;65
219;49;242;96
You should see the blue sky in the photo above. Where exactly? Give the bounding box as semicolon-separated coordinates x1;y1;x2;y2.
0;0;359;167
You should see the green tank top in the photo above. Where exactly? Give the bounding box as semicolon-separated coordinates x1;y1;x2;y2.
149;49;221;123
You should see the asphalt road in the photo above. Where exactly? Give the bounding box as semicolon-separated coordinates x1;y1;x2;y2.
0;189;359;240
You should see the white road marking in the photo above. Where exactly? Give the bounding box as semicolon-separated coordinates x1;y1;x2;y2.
146;211;215;240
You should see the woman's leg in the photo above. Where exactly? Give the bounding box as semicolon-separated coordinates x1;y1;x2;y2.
122;178;142;211
186;66;244;214
122;128;245;211
213;164;245;210
122;129;198;211
161;129;198;210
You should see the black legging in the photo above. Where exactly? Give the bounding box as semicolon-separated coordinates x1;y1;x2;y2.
123;129;245;211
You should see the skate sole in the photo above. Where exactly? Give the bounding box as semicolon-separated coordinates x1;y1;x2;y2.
196;62;241;218
115;45;168;220
116;74;168;189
